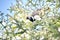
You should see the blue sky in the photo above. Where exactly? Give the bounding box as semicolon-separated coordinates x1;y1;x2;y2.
0;0;15;15
0;0;27;16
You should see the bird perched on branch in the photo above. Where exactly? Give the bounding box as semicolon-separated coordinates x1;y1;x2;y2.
26;7;50;22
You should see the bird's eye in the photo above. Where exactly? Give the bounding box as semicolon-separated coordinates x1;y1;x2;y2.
26;17;29;19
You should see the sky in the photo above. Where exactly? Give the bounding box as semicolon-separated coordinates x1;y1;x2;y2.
0;0;27;16
0;0;15;15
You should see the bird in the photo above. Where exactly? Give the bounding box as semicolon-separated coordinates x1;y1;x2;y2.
26;7;50;22
26;16;35;22
26;9;42;22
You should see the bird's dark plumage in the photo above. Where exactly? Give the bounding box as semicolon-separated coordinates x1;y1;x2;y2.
26;17;35;22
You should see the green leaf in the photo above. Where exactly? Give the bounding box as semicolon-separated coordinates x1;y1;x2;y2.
47;0;52;2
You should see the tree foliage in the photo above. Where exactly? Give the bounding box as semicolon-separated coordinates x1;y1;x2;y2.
0;0;60;40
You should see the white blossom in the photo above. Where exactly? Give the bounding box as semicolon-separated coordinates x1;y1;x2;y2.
21;33;30;39
0;33;2;38
16;36;21;40
12;37;16;40
6;26;12;32
18;29;23;32
14;28;19;33
2;34;7;39
58;27;60;32
2;21;6;26
34;15;41;20
36;25;42;31
40;36;44;40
